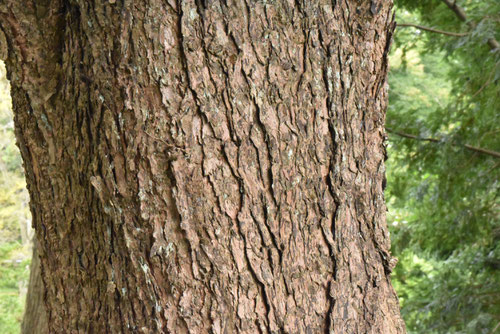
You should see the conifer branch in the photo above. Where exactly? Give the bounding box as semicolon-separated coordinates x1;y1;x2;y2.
441;0;499;50
397;23;469;37
386;128;500;159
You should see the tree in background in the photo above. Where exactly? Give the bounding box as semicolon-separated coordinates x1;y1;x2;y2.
0;1;405;332
387;0;500;332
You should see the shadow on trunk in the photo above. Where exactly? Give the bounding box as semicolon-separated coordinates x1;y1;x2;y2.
21;240;48;334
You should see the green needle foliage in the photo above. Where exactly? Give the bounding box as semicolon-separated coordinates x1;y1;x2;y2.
388;0;500;333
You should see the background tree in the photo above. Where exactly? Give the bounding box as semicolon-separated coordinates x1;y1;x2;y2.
387;0;500;332
0;0;405;333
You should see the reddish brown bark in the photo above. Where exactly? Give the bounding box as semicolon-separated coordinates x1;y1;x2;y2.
1;0;405;333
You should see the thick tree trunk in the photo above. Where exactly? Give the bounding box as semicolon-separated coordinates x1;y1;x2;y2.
1;0;404;333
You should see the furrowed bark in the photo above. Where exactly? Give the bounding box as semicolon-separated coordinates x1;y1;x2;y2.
1;0;405;333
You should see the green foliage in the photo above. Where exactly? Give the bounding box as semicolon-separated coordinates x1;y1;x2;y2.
388;1;500;332
0;242;29;334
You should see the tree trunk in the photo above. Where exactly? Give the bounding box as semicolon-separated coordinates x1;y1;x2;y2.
21;240;49;334
0;0;405;333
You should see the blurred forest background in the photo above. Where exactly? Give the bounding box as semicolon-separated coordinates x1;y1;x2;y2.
0;0;498;333
0;61;32;332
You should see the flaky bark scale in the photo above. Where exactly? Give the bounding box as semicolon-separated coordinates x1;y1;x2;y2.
1;0;405;333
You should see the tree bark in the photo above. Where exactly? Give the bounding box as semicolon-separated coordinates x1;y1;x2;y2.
0;0;405;333
21;240;49;334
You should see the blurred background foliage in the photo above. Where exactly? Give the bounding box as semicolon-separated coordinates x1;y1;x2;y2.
0;60;31;334
387;0;500;333
0;0;498;333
